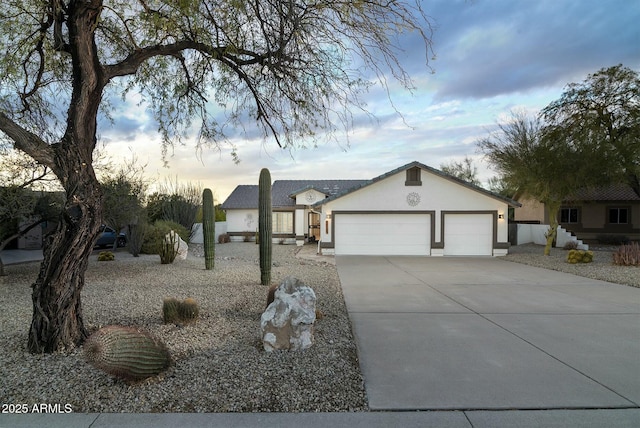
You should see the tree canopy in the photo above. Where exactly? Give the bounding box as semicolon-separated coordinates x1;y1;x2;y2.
0;0;434;353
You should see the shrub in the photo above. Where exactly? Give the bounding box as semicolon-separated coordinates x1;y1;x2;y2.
218;233;231;244
97;251;115;261
566;249;594;264
612;242;640;266
141;220;190;255
159;231;178;264
563;240;579;250
127;222;147;257
241;231;253;242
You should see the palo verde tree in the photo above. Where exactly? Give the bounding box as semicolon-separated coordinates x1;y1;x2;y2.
478;112;595;255
440;156;482;186
541;65;640;197
0;1;434;353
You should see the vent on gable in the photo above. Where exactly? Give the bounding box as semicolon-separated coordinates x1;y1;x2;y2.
405;166;422;186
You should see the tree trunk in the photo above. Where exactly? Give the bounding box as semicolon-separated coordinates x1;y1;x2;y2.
27;161;103;353
544;201;561;256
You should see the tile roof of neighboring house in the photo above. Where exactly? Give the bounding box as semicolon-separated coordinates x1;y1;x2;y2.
221;180;367;209
567;183;640;201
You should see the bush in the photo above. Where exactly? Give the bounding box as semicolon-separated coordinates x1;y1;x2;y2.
612;242;640;266
141;220;190;255
97;251;115;261
566;249;594;264
127;222;147;257
218;233;231;244
563;240;579;250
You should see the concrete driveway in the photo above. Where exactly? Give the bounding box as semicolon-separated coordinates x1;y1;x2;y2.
336;256;640;411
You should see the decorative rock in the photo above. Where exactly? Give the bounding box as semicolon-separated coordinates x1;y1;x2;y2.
260;277;316;352
165;231;189;260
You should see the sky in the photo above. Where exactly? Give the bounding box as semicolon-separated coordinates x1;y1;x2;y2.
99;0;640;204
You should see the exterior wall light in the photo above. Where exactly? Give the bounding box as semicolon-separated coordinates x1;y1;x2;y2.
498;213;504;219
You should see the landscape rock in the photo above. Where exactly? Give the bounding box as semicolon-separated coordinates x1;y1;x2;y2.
260;277;316;352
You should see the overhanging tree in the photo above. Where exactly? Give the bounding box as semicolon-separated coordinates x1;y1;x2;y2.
0;1;434;353
541;64;640;196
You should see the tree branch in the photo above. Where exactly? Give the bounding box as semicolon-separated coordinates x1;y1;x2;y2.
0;112;56;168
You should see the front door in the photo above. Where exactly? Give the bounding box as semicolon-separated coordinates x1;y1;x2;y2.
308;212;320;242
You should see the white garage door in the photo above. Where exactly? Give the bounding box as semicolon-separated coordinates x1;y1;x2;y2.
335;213;431;255
444;214;493;256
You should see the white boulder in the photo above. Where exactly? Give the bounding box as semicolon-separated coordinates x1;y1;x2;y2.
260;277;316;352
165;230;188;260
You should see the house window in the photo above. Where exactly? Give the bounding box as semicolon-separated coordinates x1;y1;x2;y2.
405;167;422;186
609;208;629;224
272;212;293;234
559;208;578;224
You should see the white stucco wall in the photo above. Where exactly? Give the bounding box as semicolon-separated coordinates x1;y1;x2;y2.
320;168;509;247
226;209;259;233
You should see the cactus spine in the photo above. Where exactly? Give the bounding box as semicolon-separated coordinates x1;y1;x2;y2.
258;168;272;285
84;326;171;382
202;188;216;270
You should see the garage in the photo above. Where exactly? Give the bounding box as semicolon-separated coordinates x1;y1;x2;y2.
444;214;493;256
334;213;431;255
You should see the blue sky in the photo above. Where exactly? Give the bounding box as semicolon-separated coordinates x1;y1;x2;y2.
100;0;640;203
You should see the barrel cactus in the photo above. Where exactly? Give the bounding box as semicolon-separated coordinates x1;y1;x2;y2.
202;188;215;270
258;168;272;285
177;298;200;323
84;326;171;382
162;298;180;324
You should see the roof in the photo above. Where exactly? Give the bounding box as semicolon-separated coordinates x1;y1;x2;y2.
312;161;521;207
221;180;367;209
567;183;640;202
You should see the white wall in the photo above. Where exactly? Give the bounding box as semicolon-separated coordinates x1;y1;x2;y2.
190;222;228;244
225;209;259;233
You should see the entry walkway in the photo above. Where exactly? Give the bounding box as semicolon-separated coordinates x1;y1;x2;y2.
336;256;640;415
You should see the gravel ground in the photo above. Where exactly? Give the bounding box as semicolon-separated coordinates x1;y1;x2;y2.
504;243;640;288
0;243;367;413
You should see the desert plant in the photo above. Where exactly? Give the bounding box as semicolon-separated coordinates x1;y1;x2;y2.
612;242;640;266
202;188;215;270
159;231;179;264
218;233;231;244
566;249;594;264
177;298;200;324
97;251;115;261
563;240;579;250
258;168;272;285
141;220;190;255
127;221;147;257
162;298;180;323
84;326;171;382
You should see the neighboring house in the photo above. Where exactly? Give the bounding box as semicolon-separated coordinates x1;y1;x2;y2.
514;184;640;243
222;161;520;256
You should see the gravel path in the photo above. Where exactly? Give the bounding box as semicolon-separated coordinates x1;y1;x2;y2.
0;243;367;413
504;243;640;288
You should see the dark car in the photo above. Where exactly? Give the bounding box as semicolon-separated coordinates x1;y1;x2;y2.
95;225;127;248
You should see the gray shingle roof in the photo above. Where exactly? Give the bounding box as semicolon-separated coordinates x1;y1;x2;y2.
567;183;640;201
221;180;367;209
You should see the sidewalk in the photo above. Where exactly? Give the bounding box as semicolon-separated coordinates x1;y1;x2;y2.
0;249;43;265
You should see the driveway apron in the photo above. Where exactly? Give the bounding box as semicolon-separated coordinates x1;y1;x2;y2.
336;256;640;411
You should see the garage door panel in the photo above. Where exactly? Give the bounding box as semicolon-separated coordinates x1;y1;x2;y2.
335;214;430;256
444;214;493;256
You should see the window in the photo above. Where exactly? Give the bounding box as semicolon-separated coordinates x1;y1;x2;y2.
405;167;422;186
559;208;578;223
272;212;294;233
609;208;629;224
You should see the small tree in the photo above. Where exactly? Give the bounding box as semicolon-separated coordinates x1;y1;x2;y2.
440;156;482;186
478;112;586;255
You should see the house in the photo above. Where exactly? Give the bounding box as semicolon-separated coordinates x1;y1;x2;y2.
514;183;640;243
221;161;520;256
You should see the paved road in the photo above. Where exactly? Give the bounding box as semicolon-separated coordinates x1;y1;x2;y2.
336;256;640;413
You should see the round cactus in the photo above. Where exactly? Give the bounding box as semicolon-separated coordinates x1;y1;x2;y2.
177;298;200;323
84;326;171;381
162;298;180;324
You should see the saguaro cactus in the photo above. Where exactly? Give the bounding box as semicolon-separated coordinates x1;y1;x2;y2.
202;188;216;270
84;326;171;382
258;168;272;285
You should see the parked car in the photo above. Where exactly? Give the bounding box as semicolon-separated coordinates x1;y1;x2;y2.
95;225;127;248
